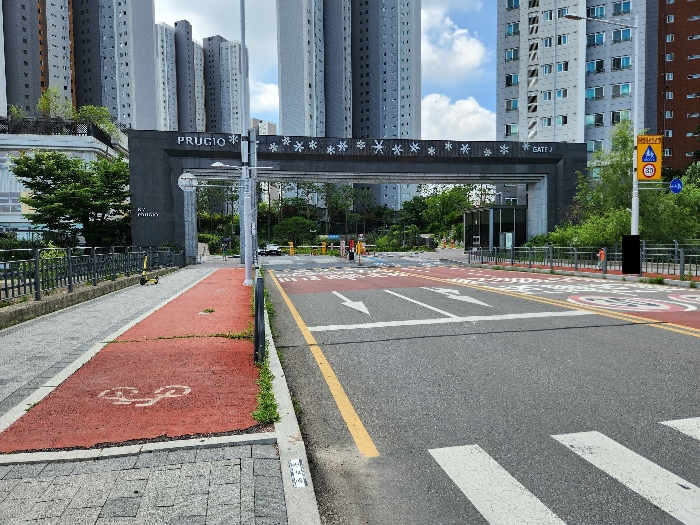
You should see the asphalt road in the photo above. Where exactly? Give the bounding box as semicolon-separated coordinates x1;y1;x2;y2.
267;257;700;525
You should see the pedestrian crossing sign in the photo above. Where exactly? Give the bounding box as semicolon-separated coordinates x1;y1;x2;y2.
637;135;663;180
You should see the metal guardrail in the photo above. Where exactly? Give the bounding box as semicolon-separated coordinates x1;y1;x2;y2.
0;247;184;302
464;244;700;279
0;117;114;149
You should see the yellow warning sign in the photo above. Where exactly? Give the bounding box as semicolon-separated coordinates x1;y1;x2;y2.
637;135;663;181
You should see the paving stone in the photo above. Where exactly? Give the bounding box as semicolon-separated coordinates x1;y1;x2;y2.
151;487;177;508
68;474;118;508
7;478;52;500
172;493;207;517
207;484;240;507
135;451;169;469
240;458;254;525
204;505;241;525
39;462;78;479
134;505;174;525
99;497;141;518
223;446;251;460
108;479;148;499
194;447;225;463
252;445;278;460
175;475;209;496
180;462;210;479
39;482;80;502
166;449;197;466
253;459;282;478
57;506;101;525
0;496;37;520
254;483;286;518
117;468;151;482
26;497;71;519
147;469;181;490
169;516;206;525
254;518;288;525
0;464;13;479
0;478;21;492
210;461;240;485
4;462;48;479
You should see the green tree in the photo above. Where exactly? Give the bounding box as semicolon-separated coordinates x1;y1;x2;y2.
36;87;73;119
8;104;27;120
76;105;121;138
423;185;473;239
273;216;317;246
11;151;130;246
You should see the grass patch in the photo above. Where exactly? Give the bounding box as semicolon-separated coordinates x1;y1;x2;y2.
492;265;503;270
643;277;665;285
691;280;698;289
202;308;215;314
252;355;280;424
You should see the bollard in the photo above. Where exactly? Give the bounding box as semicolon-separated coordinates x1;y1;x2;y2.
528;246;532;269
33;248;41;301
288;242;294;256
573;247;578;272
549;246;554;271
67;247;74;293
110;246;116;281
680;248;686;279
92;248;98;286
253;270;266;363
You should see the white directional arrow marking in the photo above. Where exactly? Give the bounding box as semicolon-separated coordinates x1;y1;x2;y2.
332;291;370;315
423;287;492;307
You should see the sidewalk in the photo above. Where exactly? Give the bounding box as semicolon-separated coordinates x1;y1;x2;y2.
0;261;320;525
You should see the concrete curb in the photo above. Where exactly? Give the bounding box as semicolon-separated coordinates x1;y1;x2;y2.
267;309;322;525
0;266;180;330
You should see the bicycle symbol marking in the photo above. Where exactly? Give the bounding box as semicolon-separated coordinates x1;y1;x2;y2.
98;385;191;407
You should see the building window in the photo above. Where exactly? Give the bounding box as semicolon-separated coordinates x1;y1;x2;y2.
586;86;604;100
666;53;674;61
542;90;552;100
688;112;700;118
505;48;520;62
612;83;631;97
667;34;675;43
587;32;605;47
666;72;674;80
612;28;632;43
543;37;552;47
543;64;553;74
666;91;674;99
506;0;520;8
587;5;605;18
667;15;674;23
612;1;631;15
585;113;604;127
612;55;631;70
556;61;568;72
505;123;518;136
664;148;673;156
612;109;631;123
690;55;700;60
542;116;552;126
665;110;674;118
587;140;604;152
505;73;519;86
665;129;673;137
586;59;605;74
543;10;552;21
505;98;519;111
506;22;520;36
557;7;568;18
557;34;569;45
556;115;568;126
556;88;568;99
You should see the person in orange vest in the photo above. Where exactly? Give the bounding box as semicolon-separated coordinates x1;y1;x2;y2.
597;248;605;270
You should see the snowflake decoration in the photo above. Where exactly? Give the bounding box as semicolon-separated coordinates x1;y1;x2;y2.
356;140;366;149
428;147;436;156
327;145;336;155
269;143;279;153
461;144;471;155
445;142;453;151
372;140;385;154
483;148;492;157
500;144;510;155
337;140;348;153
228;135;239;144
522;142;531;151
282;136;291;146
392;144;403;155
309;140;318;150
293;141;305;153
410;142;420;154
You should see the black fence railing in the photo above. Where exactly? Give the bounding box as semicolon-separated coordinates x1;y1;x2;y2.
464;243;700;278
0;117;113;149
1;247;184;302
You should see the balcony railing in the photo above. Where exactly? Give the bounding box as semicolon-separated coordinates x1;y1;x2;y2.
0;118;114;149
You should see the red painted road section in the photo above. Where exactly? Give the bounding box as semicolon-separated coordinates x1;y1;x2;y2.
0;269;259;453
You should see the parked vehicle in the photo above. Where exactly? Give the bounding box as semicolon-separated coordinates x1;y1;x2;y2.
258;244;282;256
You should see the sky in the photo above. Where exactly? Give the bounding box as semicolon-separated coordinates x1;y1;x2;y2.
153;0;497;140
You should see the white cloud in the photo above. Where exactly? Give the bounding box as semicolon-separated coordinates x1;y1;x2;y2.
250;81;279;114
421;8;489;85
421;93;495;141
423;0;482;12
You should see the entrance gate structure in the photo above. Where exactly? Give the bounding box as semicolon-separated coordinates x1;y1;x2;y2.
128;131;588;258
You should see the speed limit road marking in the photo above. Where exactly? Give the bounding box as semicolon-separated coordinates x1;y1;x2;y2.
643;164;657;178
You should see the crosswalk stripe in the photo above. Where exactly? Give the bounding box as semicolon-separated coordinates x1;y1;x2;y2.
553;431;700;524
429;445;565;525
661;417;700;442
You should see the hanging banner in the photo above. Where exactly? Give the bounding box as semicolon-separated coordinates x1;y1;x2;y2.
637;135;663;181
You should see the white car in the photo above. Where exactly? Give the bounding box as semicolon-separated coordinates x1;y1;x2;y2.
259;244;281;256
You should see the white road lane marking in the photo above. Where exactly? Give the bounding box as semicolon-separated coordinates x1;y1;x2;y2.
422;287;492;307
331;291;370;315
661;417;700;442
429;444;565;525
553;431;700;524
384;290;458;317
308;310;595;332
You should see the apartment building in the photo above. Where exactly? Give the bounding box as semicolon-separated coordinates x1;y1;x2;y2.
156;23;178;131
657;0;700;169
497;0;658;155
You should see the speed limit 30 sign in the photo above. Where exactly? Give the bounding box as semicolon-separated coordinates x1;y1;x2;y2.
642;163;657;178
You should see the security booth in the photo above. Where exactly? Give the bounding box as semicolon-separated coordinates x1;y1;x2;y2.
464;205;528;252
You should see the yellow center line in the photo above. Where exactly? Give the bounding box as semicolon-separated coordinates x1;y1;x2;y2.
268;270;380;458
388;269;700;339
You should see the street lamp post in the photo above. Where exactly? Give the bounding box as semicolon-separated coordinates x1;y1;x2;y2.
565;13;640;235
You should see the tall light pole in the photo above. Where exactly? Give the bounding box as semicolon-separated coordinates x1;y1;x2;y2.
238;0;253;285
565;13;640;235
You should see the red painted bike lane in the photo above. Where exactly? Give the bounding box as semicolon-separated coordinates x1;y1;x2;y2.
0;268;260;453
